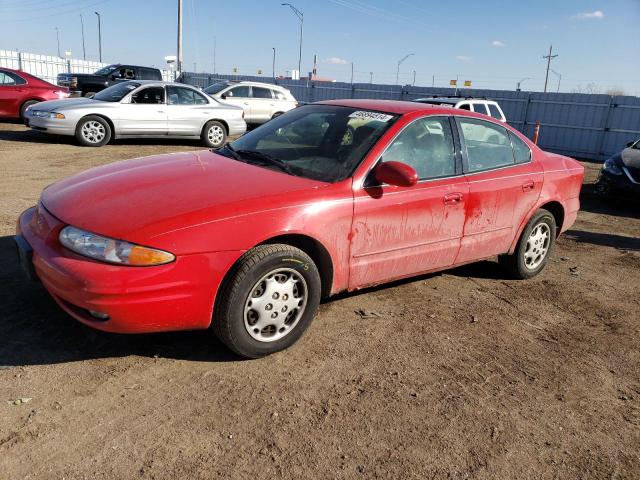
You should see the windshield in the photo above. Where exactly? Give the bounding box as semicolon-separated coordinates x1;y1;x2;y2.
221;104;398;183
94;64;119;76
633;139;640;150
204;82;229;95
92;82;141;102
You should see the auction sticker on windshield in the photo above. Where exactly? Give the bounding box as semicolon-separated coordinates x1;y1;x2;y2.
348;111;394;122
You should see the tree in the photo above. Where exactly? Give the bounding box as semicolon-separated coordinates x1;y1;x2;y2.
605;87;626;96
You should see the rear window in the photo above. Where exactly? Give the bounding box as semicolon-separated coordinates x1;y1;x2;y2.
488;104;503;120
0;70;26;85
253;87;273;99
510;132;531;163
473;103;489;115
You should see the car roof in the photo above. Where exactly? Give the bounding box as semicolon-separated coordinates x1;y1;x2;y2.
214;80;287;90
316;99;455;115
415;97;497;105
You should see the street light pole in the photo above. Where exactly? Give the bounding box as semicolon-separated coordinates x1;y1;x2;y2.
396;53;414;85
281;3;303;79
55;27;61;58
80;14;86;60
516;77;531;91
272;47;276;78
177;0;183;74
550;69;562;93
94;12;102;62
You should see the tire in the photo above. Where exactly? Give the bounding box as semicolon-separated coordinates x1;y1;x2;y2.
201;120;227;148
20;100;39;120
499;209;556;279
75;115;112;147
271;111;284;120
213;244;321;358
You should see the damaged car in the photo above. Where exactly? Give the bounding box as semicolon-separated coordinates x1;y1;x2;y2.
15;100;584;358
595;139;640;198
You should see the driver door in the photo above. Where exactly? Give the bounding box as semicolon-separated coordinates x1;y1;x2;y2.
349;116;469;288
116;86;168;135
221;85;252;121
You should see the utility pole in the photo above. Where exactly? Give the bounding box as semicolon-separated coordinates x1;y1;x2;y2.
213;36;217;74
550;69;562;93
396;53;414;85
543;45;558;93
55;27;61;58
272;47;276;78
94;12;102;62
370;72;373;83
350;62;354;84
80;15;86;60
412;70;416;86
432;75;434;87
281;3;303;78
177;0;183;74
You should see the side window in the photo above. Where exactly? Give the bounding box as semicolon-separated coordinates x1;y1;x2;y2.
381;117;456;180
488;103;503;120
457;103;471;111
0;71;26;85
131;86;165;104
193;90;209;104
252;87;273;99
473;103;489;115
225;86;250;98
167;86;198;105
459;118;514;172
510;131;532;163
273;90;286;100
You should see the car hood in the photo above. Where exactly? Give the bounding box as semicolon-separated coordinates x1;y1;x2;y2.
621;147;640;168
31;98;97;112
41;150;327;247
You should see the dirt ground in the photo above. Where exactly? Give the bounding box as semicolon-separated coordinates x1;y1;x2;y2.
0;122;639;480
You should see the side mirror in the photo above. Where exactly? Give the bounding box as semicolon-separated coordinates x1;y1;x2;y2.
372;161;418;187
627;141;634;148
220;94;227;99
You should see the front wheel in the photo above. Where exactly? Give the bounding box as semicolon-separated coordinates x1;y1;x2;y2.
75;115;111;147
213;244;321;358
202;120;227;148
499;209;556;279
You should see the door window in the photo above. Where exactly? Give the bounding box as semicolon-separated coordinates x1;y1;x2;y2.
472;103;489;115
131;86;165;104
381;117;456;180
458;118;514;172
225;86;250;98
510;131;532;163
273;90;287;100
0;71;26;85
167;86;207;105
252;87;273;99
457;103;471;111
488;103;503;120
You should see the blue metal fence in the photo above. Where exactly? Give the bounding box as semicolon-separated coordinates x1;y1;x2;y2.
181;72;640;161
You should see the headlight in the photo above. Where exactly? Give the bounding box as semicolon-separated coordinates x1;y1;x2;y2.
59;226;175;266
602;158;623;175
31;111;65;119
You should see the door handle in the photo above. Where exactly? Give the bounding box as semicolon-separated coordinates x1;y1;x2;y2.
157;110;165;113
522;180;535;191
244;102;250;105
443;192;463;205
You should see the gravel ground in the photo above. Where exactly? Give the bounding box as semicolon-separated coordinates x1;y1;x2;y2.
1;122;639;479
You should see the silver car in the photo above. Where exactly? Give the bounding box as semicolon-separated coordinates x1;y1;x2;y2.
24;80;246;147
204;81;297;125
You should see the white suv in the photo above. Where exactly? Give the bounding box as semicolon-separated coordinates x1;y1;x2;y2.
414;96;506;122
204;81;298;125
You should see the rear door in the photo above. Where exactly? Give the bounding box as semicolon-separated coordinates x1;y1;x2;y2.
454;116;542;263
221;85;252;121
116;85;167;135
0;70;27;117
251;86;276;123
166;85;212;136
350;115;469;288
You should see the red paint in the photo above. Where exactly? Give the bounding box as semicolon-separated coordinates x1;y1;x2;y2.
0;68;69;118
17;99;584;334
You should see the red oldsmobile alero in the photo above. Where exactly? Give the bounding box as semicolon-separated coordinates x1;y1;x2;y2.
16;99;584;358
0;67;69;119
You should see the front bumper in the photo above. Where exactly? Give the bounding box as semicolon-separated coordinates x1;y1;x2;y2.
24;113;76;136
227;118;248;137
596;169;640;197
17;205;242;333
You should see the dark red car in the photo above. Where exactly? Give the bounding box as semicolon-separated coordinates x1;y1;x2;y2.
0;67;69;119
16;100;584;358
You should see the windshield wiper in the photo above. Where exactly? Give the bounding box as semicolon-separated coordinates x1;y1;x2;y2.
214;143;242;160
234;149;295;175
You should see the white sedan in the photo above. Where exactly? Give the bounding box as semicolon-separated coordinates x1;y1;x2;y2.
24;81;247;147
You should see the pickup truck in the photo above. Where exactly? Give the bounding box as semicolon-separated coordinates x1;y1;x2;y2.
57;64;163;97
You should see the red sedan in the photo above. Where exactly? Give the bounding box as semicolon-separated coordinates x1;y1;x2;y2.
16;100;584;358
0;67;69;119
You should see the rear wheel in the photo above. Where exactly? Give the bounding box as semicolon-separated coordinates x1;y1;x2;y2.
202;120;227;148
20;100;39;120
499;209;556;279
213;244;321;358
75;115;112;147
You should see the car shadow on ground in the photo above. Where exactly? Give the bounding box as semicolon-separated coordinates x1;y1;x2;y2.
579;184;640;220
563;229;640;251
0;236;241;368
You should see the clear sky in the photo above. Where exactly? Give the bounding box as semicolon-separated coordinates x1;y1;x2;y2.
1;0;639;94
